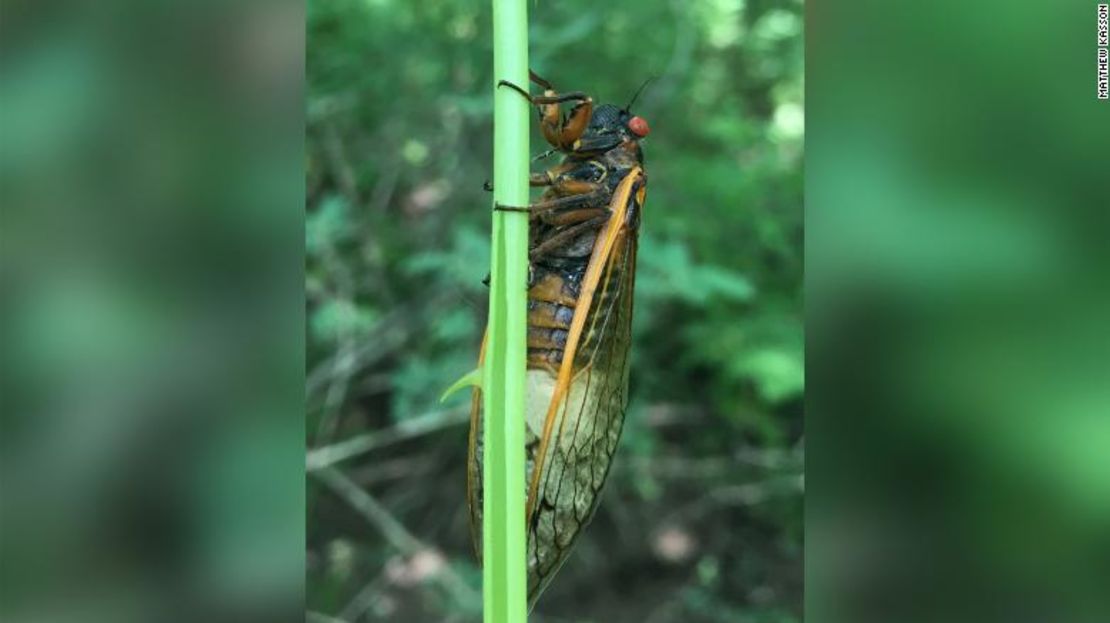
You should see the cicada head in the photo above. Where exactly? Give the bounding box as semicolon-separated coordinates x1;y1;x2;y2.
579;103;649;164
578;76;652;161
586;104;649;142
618;76;653;140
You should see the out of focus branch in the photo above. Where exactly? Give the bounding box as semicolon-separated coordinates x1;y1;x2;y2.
312;466;479;607
306;407;469;470
307;611;349;623
661;474;804;524
322;122;359;204
305;293;454;401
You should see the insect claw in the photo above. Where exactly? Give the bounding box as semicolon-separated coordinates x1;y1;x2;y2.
497;79;533;101
494;203;529;213
483;180;494;192
528;69;554;90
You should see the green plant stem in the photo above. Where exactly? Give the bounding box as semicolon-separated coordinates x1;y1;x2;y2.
485;0;530;621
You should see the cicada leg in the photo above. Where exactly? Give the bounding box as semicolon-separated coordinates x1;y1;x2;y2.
494;179;604;223
528;69;555;90
483;172;560;193
498;75;593;151
531;172;555;186
482;206;604;284
493;193;600;216
528;213;609;261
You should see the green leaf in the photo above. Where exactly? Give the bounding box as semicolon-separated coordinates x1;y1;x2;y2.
440;367;483;403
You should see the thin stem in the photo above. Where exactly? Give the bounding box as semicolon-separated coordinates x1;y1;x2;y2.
486;0;530;621
305;407;469;471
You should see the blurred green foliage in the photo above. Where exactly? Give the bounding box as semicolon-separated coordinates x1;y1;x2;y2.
808;2;1110;622
1;2;305;622
307;1;802;621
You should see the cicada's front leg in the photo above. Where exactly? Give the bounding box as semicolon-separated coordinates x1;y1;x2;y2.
498;70;593;151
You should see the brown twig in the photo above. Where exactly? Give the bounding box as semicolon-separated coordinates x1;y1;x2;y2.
312;466;480;608
306;407;469;471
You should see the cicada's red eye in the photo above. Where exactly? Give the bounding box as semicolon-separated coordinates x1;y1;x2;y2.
628;116;650;137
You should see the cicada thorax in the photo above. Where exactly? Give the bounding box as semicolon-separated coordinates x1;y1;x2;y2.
468;71;649;610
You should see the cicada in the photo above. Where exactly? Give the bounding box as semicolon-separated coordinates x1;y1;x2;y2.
467;70;650;608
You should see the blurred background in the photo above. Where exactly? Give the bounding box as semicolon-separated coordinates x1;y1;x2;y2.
306;1;804;622
5;2;1106;623
2;2;304;622
808;2;1110;622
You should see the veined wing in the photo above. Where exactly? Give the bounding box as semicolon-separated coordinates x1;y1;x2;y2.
524;167;644;605
466;167;645;609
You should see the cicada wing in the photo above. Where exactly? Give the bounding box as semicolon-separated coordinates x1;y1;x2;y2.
525;168;644;605
466;333;487;562
467;334;557;569
467;168;646;609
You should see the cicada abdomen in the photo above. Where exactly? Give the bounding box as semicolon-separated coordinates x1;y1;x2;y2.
467;70;650;609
